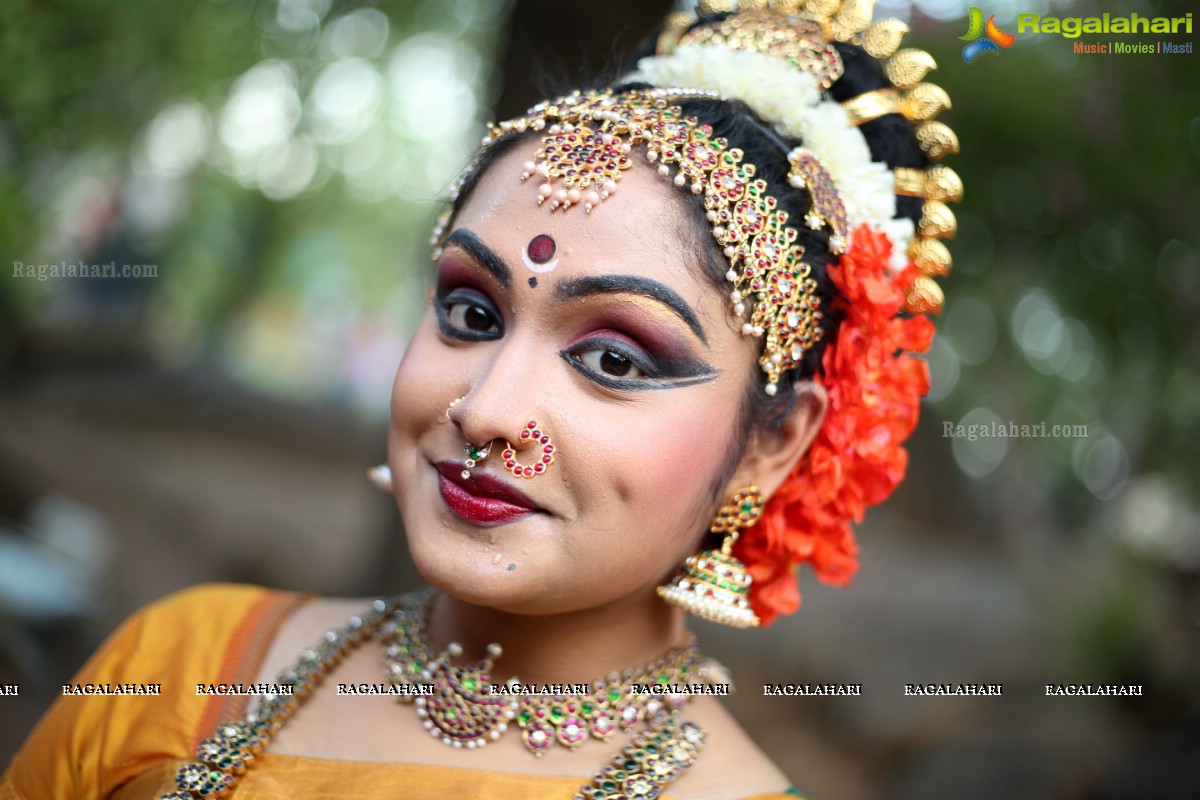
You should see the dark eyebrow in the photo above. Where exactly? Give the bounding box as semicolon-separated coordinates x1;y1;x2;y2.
554;274;709;347
444;229;511;289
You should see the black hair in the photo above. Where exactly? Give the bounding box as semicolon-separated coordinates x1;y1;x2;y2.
440;14;929;498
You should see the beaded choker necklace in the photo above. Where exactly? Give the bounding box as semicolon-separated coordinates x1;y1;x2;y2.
158;591;716;799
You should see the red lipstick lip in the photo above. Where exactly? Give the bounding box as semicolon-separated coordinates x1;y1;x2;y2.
435;460;541;525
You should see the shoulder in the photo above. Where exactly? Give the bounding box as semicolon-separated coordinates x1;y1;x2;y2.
1;583;302;799
126;582;283;633
83;582;302;673
667;696;793;800
138;581;287;622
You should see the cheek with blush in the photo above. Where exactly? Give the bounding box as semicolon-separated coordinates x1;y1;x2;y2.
388;315;453;494
565;398;735;588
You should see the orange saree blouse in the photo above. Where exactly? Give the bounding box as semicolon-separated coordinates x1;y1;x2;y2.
1;584;800;800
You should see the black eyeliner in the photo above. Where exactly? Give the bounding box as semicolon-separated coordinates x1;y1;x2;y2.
560;339;718;392
577;335;717;380
564;358;719;392
434;288;502;342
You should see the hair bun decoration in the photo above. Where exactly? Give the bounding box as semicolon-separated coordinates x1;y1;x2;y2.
627;33;897;259
676;11;845;90
740;223;937;624
884;48;938;89
644;1;962;623
654;0;962;311
787;147;849;253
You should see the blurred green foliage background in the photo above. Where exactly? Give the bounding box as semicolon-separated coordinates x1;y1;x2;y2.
3;0;508;412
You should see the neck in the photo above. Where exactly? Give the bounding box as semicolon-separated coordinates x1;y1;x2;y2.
425;589;691;685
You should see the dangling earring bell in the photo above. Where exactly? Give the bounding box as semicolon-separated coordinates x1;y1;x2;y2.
657;485;763;628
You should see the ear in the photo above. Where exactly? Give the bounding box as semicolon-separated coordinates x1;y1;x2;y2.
726;381;828;501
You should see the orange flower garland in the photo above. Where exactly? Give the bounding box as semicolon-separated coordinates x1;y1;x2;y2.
735;225;936;625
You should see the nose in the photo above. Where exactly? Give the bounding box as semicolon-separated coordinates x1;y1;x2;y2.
447;333;550;457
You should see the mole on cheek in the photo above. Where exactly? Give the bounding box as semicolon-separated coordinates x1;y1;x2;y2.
507;563;516;572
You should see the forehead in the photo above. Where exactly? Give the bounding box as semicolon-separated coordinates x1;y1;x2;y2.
452;139;705;289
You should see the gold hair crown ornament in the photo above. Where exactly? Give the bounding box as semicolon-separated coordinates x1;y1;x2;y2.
434;87;844;396
666;0;962;313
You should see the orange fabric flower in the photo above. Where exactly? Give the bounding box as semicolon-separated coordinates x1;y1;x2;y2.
734;225;935;625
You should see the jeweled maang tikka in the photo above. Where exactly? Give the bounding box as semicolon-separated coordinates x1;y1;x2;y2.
433;87;840;397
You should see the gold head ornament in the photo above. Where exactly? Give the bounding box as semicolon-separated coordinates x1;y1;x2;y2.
430;0;962;400
490;88;826;396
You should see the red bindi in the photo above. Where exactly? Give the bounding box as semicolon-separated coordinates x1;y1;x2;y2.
521;233;560;274
527;234;556;264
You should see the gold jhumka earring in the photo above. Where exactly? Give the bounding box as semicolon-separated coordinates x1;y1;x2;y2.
658;485;764;628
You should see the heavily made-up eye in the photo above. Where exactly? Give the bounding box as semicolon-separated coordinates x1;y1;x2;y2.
562;330;720;392
436;288;501;340
563;334;660;387
577;346;645;379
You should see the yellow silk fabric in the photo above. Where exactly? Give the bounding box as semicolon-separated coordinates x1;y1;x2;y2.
1;584;798;800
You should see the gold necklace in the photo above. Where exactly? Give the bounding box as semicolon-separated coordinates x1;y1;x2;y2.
380;589;712;757
157;593;714;799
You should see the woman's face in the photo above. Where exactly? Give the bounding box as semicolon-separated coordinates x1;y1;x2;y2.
388;142;762;615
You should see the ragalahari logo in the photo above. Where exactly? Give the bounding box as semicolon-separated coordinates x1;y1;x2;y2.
960;7;1016;62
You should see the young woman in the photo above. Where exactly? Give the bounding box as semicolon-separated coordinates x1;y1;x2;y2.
1;2;960;798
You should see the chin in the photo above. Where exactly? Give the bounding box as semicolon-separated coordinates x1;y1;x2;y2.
412;548;654;618
407;532;532;608
407;547;551;615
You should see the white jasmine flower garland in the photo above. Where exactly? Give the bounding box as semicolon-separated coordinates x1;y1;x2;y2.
878;216;916;273
627;46;821;126
625;44;912;260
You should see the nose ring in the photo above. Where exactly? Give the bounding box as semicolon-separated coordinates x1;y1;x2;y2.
501;421;556;478
460;442;491;480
